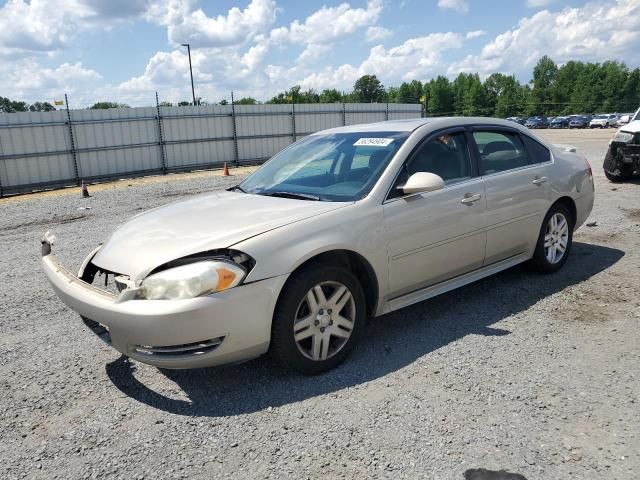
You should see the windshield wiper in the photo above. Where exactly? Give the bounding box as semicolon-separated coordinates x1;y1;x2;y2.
261;191;321;201
228;185;247;193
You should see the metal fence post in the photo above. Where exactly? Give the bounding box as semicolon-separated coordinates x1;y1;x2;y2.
65;93;80;185
230;91;240;167
291;102;297;142
0;132;4;197
342;103;346;126
385;102;389;121
155;92;167;174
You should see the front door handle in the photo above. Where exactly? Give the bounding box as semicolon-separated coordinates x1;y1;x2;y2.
532;176;548;185
461;193;482;205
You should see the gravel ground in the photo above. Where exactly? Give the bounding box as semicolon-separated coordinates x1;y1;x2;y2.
1;129;639;479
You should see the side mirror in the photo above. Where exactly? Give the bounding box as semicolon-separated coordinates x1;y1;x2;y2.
400;172;445;195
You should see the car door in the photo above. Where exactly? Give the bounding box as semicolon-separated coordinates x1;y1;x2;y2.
470;128;551;265
383;129;486;298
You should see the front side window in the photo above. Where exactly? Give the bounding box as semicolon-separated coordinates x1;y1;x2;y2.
473;131;528;175
239;131;409;201
389;131;471;199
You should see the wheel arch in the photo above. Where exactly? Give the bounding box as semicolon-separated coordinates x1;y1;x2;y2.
280;249;380;318
552;196;577;226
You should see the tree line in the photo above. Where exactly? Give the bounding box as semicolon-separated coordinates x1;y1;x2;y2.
0;97;57;113
263;57;640;117
2;57;639;116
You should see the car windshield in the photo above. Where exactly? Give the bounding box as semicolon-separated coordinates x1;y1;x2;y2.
239;131;409;201
595;115;608;119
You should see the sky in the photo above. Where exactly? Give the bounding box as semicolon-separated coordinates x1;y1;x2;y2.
0;0;639;107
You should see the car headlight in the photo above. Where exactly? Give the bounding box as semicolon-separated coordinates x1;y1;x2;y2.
612;131;634;143
140;260;246;300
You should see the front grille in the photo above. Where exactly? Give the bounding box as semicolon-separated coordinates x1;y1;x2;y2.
133;337;224;358
81;317;112;345
82;261;130;296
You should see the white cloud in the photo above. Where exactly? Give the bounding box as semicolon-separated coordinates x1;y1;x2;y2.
269;0;383;46
366;26;393;42
0;59;102;105
147;0;277;47
465;30;487;39
437;0;469;14
449;0;640;77
297;44;333;64
300;32;464;90
526;0;555;7
0;0;151;56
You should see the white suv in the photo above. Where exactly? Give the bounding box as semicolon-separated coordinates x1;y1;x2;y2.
590;114;618;128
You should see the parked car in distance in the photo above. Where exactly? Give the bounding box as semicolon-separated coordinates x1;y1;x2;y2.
590;114;618;128
616;114;632;127
506;116;526;125
525;116;549;129
569;116;589;129
41;117;595;374
550;117;569;129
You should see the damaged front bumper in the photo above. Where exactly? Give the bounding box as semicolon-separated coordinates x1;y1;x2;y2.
41;233;287;369
608;139;640;170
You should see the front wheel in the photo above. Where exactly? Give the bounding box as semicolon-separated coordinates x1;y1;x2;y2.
603;149;633;182
271;265;366;374
528;204;574;273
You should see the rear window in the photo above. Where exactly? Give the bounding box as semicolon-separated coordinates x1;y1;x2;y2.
522;136;551;164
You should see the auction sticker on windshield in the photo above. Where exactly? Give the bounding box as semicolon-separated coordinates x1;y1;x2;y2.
353;138;394;147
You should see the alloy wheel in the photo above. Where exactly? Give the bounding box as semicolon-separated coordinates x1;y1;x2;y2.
292;281;356;361
544;213;569;264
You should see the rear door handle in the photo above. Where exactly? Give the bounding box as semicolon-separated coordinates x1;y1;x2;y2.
461;193;482;205
532;176;548;185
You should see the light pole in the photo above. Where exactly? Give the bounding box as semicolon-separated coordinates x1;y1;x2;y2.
181;43;197;106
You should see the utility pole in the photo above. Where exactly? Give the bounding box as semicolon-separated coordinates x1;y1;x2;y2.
181;43;197;106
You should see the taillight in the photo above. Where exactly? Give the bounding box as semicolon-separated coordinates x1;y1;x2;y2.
584;157;594;189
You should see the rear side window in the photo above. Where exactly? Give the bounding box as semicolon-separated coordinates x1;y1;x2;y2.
473;131;528;175
522;136;551;164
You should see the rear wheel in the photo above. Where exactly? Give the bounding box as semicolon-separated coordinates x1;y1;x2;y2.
603;149;633;182
271;264;366;374
529;204;573;273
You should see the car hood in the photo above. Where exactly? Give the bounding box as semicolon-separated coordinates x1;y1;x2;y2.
91;191;350;279
621;120;640;134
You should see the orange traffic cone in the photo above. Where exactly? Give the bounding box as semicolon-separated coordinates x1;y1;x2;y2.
222;162;230;176
81;180;91;198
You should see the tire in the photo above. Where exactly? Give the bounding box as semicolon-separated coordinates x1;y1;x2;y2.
271;264;366;375
528;204;574;274
603;149;633;182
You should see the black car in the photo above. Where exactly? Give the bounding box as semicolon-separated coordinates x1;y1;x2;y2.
550;117;569;129
524;116;549;129
568;116;589;129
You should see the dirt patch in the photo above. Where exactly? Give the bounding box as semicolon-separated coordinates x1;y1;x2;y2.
575;229;619;243
1;213;90;235
158;190;204;198
622;208;640;221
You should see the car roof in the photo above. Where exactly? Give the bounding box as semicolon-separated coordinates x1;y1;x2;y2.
314;117;528;134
